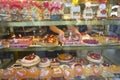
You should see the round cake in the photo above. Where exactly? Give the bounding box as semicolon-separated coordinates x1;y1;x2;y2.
21;54;40;67
57;53;74;62
39;58;50;68
87;53;103;63
83;39;99;46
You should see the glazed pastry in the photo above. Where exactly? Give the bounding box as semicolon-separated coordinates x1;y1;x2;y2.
52;67;63;78
71;63;83;77
92;65;102;76
27;67;40;79
15;68;28;79
2;68;16;79
39;68;52;79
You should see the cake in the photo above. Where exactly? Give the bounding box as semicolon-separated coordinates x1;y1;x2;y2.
82;39;99;46
9;38;32;48
39;58;50;68
87;53;103;63
21;54;40;67
57;53;74;62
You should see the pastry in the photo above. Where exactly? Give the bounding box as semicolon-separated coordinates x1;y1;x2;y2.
109;65;120;73
52;67;63;78
27;67;40;79
2;68;16;79
87;53;103;63
39;58;50;68
92;65;102;76
0;69;4;79
50;58;60;67
71;63;83;77
83;64;94;76
63;67;74;79
39;68;52;79
83;39;99;46
9;38;32;48
15;68;28;79
43;34;58;46
21;54;40;67
57;53;74;62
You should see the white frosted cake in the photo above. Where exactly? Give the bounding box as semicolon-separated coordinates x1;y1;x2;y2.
21;54;40;67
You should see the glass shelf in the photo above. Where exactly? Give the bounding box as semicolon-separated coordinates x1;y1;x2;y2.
1;45;120;51
0;19;120;27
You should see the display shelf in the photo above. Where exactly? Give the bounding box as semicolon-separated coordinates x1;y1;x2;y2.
0;19;120;27
1;45;120;51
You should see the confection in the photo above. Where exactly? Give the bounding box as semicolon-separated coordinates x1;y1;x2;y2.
9;38;32;48
82;39;99;46
27;67;40;79
39;58;51;67
2;68;16;79
52;67;63;78
83;64;94;76
92;65;102;76
15;68;28;79
43;34;58;46
0;69;4;79
87;53;103;63
50;58;60;67
57;53;74;62
39;68;52;79
71;63;83;77
62;67;74;79
109;65;120;73
21;54;40;67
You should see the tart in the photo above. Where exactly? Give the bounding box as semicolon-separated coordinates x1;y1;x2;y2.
57;53;74;62
87;53;103;63
21;54;40;67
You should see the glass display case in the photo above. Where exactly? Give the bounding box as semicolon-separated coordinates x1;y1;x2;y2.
0;0;120;80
